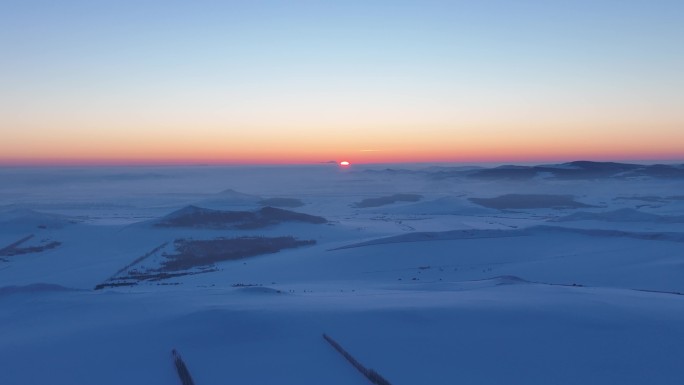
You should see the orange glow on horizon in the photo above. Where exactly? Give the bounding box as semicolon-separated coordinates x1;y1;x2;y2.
2;122;683;166
2;149;683;167
5;119;682;163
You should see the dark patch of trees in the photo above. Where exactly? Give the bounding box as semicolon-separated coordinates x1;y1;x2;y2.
353;194;422;208
161;236;315;271
155;205;325;229
94;235;315;289
94;269;215;290
94;281;137;290
0;234;61;257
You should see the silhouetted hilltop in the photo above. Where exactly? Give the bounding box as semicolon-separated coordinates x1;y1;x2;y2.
214;188;261;201
466;165;539;180
155;205;326;229
194;188;262;209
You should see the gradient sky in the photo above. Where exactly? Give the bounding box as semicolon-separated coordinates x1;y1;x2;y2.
1;0;683;165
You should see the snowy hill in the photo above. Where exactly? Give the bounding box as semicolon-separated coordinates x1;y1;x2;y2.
2;163;684;384
0;207;78;230
193;188;262;209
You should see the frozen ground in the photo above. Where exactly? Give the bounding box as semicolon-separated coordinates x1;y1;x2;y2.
1;161;684;384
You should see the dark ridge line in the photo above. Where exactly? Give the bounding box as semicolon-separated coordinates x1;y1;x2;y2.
534;225;684;243
634;288;683;296
171;349;196;385
329;229;528;251
0;234;34;256
332;225;684;252
379;274;684;299
323;333;393;385
461;274;684;297
391;276;684;300
478;276;684;297
526;278;684;297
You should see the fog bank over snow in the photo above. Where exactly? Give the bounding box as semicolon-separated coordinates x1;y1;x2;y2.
1;161;684;384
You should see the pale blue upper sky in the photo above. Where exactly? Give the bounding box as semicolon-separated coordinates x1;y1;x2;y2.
1;0;683;163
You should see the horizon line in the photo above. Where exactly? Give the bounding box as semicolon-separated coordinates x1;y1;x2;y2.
1;157;683;168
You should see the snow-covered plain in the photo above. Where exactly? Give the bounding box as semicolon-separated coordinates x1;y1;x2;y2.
2;162;684;384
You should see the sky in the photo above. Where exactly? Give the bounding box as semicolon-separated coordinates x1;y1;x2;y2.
1;0;683;165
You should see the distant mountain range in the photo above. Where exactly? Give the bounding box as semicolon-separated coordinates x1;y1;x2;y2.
469;161;684;180
364;161;684;180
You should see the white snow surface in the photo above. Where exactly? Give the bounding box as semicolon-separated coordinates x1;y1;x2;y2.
1;164;684;385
